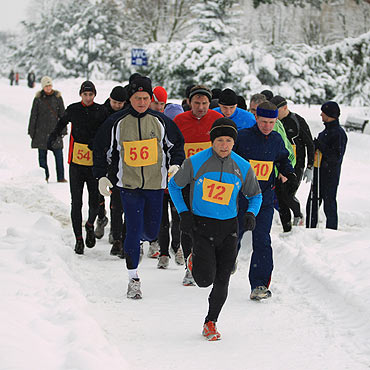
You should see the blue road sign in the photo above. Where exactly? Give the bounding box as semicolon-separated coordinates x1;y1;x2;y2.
131;49;148;66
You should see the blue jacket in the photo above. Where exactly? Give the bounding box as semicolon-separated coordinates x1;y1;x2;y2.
213;107;256;131
168;147;262;220
234;125;294;206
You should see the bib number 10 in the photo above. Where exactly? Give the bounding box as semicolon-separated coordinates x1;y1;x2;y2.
249;160;273;181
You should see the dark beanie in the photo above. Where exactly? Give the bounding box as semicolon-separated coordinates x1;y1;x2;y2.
128;76;153;99
211;88;222;99
210;118;238;142
80;81;96;95
129;72;142;84
321;101;340;119
189;86;212;102
260;89;273;101
237;95;247;110
270;95;287;108
218;88;238;106
110;86;127;102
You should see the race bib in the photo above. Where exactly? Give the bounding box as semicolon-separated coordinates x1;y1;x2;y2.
184;141;211;158
314;150;322;168
202;178;234;205
72;142;93;166
123;138;158;167
249;159;274;181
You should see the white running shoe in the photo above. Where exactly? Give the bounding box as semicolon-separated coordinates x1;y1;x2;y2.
127;279;142;299
182;269;195;286
147;240;160;258
293;215;304;226
157;255;170;269
174;248;185;265
250;286;272;301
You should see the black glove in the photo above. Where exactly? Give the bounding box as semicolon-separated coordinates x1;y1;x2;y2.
244;212;256;231
47;132;58;150
285;172;299;194
179;211;194;235
313;138;320;150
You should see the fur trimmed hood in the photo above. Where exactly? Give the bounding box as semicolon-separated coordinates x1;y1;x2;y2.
35;89;62;99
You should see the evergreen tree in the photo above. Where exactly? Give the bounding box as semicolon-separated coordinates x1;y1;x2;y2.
188;0;240;42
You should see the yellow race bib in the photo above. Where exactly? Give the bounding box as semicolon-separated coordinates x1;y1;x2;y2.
123;138;158;167
202;178;234;205
249;159;274;181
184;141;211;158
314;150;322;168
72;142;93;166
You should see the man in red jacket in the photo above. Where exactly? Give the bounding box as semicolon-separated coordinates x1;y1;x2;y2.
173;85;223;286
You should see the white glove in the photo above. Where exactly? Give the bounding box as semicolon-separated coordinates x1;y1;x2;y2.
168;164;180;179
303;167;313;183
98;177;113;196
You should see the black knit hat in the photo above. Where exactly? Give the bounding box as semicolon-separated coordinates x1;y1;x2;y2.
270;95;287;109
210;117;238;142
189;86;212;102
321;101;340;119
110;86;127;102
128;76;153;99
260;89;273;101
129;72;142;84
80;81;96;96
237;95;247;110
218;88;238;106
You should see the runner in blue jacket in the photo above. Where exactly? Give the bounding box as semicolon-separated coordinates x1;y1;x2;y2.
169;118;262;341
234;101;298;301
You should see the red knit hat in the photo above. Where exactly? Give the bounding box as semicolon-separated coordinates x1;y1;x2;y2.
152;86;167;103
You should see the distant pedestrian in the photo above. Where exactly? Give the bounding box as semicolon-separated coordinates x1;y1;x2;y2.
9;70;14;86
15;72;19;85
28;76;67;183
27;71;36;88
306;101;347;230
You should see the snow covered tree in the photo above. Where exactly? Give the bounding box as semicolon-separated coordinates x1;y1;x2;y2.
188;0;240;42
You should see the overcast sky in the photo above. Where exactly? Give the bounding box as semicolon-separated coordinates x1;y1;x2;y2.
1;0;30;32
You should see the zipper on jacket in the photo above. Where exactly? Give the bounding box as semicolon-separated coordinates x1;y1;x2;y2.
138;117;145;189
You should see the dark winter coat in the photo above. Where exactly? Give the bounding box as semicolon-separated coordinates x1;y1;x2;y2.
316;119;347;184
52;101;109;164
280;112;315;170
234;124;295;206
28;90;66;150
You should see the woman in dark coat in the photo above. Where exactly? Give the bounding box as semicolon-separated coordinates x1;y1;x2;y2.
28;76;67;182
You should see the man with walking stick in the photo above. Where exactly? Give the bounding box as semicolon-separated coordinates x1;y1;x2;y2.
306;101;347;230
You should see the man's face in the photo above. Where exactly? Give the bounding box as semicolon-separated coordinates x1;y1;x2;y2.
81;91;95;106
150;101;166;112
109;97;125;112
219;104;237;118
249;101;258;119
43;85;53;94
190;94;210;119
130;91;151;113
277;105;288;120
212;136;234;158
256;116;277;136
320;111;335;123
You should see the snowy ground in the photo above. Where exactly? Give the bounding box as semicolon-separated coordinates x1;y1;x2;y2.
1;78;370;370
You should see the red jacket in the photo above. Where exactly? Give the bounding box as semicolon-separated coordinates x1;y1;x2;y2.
174;109;223;158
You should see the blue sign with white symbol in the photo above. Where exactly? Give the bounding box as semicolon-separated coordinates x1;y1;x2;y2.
131;49;148;66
